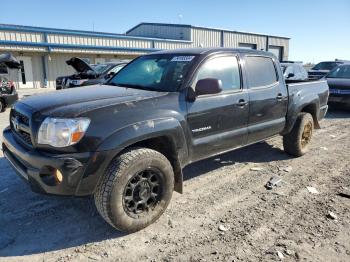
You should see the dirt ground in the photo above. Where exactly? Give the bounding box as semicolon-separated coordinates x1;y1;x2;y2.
0;90;349;262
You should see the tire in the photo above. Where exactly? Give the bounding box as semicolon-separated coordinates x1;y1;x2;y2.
0;99;5;112
283;112;314;157
94;147;174;232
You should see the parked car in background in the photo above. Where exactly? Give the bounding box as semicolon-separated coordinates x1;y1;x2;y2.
308;60;349;80
56;57;128;90
281;61;308;81
81;62;127;87
326;64;350;108
0;53;20;112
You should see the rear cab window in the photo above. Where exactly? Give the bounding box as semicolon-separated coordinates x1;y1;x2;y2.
245;56;278;88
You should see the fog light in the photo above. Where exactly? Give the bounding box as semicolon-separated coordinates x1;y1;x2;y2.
55;169;63;183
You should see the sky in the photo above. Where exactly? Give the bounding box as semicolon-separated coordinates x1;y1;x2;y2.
1;0;349;63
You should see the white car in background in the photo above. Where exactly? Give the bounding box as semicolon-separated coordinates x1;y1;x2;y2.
281;61;308;81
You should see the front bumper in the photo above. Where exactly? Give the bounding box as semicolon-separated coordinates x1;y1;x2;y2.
2;127;110;196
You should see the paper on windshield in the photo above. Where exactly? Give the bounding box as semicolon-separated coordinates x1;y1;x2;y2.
171;56;195;62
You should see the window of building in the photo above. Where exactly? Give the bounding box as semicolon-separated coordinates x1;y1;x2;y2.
19;60;26;84
239;43;257;50
245;56;278;88
194;56;241;92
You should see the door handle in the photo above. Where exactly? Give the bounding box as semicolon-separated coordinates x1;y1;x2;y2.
237;99;248;107
276;93;283;101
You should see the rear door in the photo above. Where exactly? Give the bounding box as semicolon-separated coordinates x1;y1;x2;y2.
186;54;249;161
242;55;288;143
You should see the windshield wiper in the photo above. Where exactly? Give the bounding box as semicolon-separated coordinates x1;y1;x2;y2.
106;82;162;92
112;83;157;91
105;82;122;86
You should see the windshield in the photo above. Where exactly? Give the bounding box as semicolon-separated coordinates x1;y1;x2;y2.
281;65;287;73
91;64;110;74
108;54;197;92
312;62;340;71
327;65;350;79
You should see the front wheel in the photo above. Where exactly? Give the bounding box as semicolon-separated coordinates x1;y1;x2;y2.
94;147;174;232
283;112;314;157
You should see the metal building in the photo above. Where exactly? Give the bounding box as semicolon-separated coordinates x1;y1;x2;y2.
0;22;289;89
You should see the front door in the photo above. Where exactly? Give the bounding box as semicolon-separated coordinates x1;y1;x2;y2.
17;56;34;89
186;54;249;161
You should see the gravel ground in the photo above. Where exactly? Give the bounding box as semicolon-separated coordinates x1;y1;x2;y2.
0;90;349;262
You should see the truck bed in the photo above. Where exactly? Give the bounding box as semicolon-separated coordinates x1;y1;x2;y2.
283;79;329;134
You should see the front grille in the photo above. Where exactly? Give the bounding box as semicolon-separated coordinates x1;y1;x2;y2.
12;110;29;125
18;131;32;145
11;109;33;146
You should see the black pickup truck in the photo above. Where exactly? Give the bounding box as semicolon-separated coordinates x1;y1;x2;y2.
2;48;329;232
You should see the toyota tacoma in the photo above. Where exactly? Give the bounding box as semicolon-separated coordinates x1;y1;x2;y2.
3;48;329;232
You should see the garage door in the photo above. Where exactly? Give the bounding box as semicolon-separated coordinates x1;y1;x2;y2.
269;46;283;61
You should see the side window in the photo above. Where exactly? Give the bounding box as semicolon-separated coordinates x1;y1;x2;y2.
194;56;241;92
245;56;278;88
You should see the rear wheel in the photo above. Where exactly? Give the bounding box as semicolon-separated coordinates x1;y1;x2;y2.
283;112;314;157
94;147;174;232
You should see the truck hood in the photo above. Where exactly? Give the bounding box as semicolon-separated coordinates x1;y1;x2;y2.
66;57;95;73
0;53;21;69
19;85;167;116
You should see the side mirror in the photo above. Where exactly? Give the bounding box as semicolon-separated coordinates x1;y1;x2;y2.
195;78;222;96
287;73;295;79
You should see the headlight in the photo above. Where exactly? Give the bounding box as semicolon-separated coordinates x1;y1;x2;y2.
37;117;90;147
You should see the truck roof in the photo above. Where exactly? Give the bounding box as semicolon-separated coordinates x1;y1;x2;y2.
150;47;271;57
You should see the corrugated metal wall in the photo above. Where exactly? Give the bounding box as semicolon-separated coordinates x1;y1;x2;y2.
50;47;146;55
47;34;152;49
191;28;221;47
0;30;46;52
31;55;44;88
223;32;267;50
154;41;191;49
0;30;43;42
127;24;191;41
